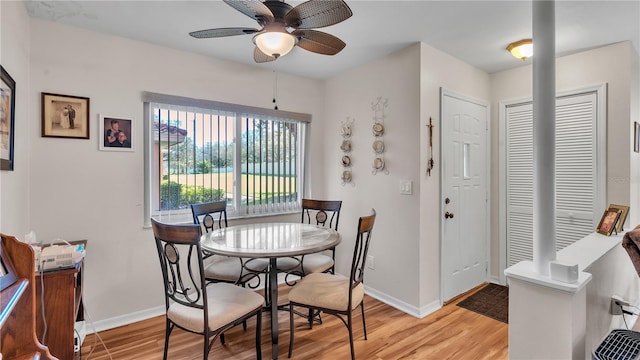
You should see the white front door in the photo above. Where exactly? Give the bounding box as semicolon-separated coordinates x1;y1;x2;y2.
441;89;489;302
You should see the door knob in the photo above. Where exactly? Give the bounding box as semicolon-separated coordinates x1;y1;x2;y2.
444;212;454;219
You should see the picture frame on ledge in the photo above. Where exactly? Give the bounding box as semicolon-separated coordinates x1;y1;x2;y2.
596;208;622;236
1;65;16;171
99;114;134;151
41;92;90;139
607;204;630;233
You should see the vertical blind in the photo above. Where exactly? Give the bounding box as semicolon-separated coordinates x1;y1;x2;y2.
143;92;310;224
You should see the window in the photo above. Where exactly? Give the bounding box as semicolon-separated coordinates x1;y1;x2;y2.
143;93;310;224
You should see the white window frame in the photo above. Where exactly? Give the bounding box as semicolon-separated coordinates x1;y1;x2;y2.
142;92;311;226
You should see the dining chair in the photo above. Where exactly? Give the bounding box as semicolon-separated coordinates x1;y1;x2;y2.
287;209;376;360
277;199;342;283
191;201;269;288
150;218;264;360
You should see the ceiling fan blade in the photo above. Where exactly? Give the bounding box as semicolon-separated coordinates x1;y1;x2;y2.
223;0;274;24
293;30;346;55
254;47;278;63
189;27;260;39
286;0;352;29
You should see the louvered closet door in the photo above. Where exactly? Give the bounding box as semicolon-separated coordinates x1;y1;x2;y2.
506;92;599;267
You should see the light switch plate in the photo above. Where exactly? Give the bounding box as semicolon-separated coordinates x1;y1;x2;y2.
400;180;412;195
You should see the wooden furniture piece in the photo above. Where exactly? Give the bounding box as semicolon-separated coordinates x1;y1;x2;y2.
200;222;341;360
35;240;86;360
0;233;57;360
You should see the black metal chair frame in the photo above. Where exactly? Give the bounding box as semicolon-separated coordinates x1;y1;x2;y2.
191;201;266;288
151;218;263;360
281;199;342;285
288;209;376;360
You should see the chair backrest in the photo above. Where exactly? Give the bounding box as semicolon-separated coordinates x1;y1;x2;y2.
301;199;342;231
191;201;228;233
151;218;208;314
349;209;376;290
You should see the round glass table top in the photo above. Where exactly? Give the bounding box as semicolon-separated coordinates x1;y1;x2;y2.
200;222;341;258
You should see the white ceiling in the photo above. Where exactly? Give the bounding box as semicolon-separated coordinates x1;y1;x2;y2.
24;0;640;80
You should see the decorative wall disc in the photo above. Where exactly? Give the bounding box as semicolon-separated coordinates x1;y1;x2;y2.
372;123;385;137
373;140;385;154
373;157;385;171
341;155;352;167
341;125;352;138
342;170;352;182
340;139;352;152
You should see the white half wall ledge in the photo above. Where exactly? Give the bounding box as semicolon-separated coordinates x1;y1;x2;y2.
505;260;592;293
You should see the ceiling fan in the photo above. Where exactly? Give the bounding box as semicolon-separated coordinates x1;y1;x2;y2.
189;0;353;63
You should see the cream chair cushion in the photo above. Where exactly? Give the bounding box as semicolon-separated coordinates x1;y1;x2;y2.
276;253;333;274
204;257;269;282
301;253;333;274
288;273;364;312
167;282;264;333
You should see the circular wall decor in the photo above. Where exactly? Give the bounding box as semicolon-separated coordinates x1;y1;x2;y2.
342;170;352;182
341;155;351;167
341;125;352;138
372;123;385;137
373;140;385;154
373;157;385;171
340;139;352;152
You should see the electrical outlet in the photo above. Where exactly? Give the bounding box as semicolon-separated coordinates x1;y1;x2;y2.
366;255;375;270
611;295;630;315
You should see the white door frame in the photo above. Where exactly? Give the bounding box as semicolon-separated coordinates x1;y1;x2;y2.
440;88;491;302
497;83;607;284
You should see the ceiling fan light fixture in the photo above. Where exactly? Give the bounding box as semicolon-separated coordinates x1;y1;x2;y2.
253;30;297;58
506;39;533;60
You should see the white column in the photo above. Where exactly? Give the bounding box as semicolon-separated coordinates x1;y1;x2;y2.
533;0;556;276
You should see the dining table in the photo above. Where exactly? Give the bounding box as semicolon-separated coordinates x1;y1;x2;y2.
200;222;342;359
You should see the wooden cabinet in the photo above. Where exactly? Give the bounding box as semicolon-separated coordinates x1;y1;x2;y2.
35;240;85;360
0;234;57;360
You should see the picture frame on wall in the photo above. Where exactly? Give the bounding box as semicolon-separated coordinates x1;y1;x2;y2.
607;204;630;233
41;92;90;139
0;65;16;171
596;208;622;236
99;114;134;151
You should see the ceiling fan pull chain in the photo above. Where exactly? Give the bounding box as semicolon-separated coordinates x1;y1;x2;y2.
273;70;279;110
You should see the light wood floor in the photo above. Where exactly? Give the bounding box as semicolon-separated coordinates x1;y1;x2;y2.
80;285;508;360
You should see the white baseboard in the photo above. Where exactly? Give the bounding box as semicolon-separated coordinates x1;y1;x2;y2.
86;305;165;334
364;285;441;319
88;280;445;334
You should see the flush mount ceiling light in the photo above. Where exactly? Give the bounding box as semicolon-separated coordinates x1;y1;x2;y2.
506;39;533;60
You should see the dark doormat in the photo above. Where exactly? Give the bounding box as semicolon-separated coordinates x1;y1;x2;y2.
456;283;509;324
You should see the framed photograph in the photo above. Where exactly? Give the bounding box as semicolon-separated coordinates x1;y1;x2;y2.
607;204;630;233
99;114;133;151
596;208;622;236
1;66;16;170
634;121;640;153
41;92;90;139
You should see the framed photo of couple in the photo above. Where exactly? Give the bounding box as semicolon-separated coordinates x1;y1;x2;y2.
99;114;134;152
41;92;90;139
